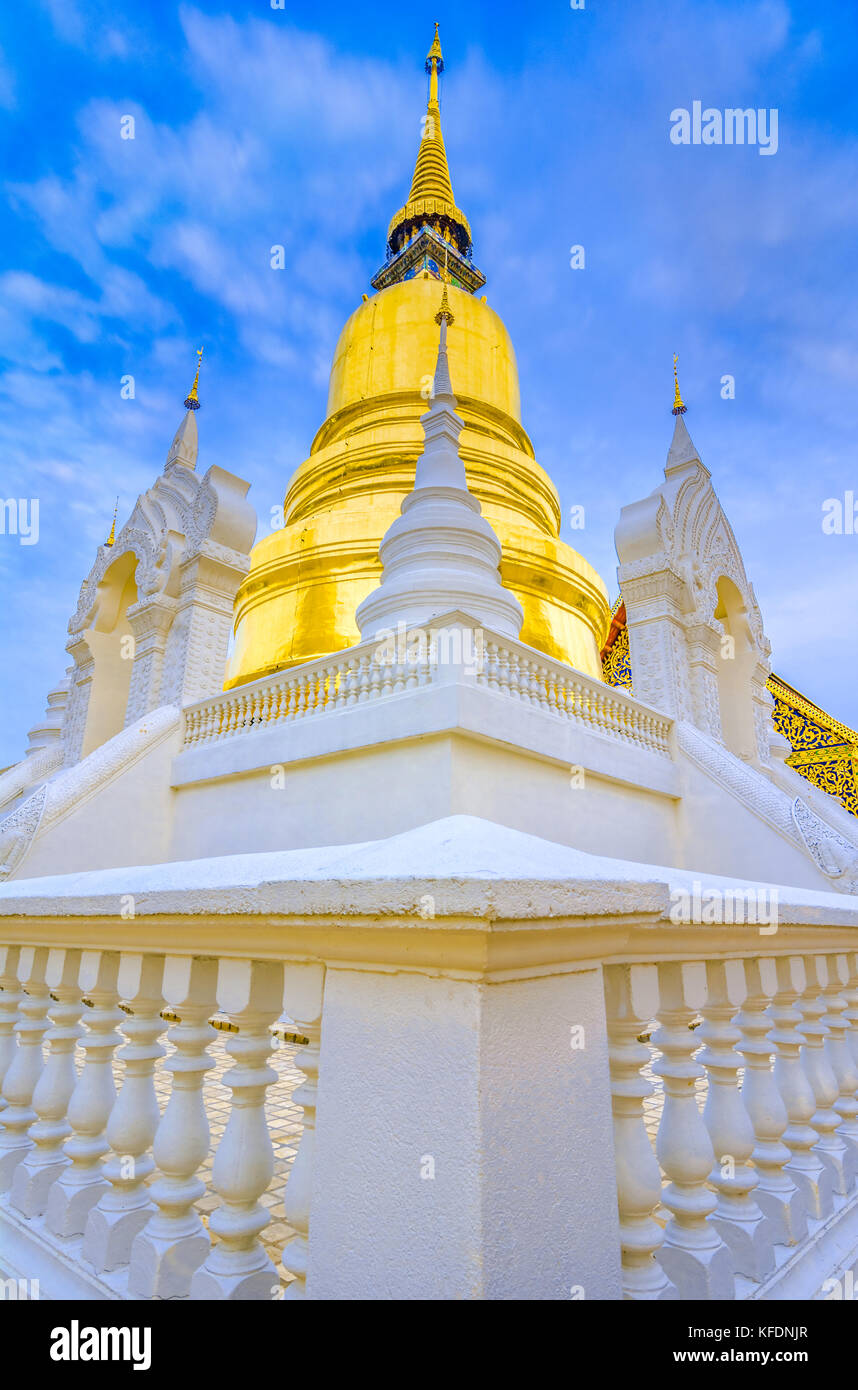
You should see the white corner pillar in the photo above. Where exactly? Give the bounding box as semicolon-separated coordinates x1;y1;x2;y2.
309;954;622;1301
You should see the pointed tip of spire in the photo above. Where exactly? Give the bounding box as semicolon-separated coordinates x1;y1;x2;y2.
105;496;119;548
671;353;687;416
184;345;204;411
666;410;700;472
426;21;444;72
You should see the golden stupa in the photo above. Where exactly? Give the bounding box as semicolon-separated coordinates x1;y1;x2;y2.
226;25;611;689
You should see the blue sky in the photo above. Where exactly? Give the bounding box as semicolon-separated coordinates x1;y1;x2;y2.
0;0;856;767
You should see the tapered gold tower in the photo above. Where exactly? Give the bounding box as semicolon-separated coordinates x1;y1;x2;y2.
225;28;610;688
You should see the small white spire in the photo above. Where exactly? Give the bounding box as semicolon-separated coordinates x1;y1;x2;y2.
166;408;198;470
355;303;523;641
665;412;700;473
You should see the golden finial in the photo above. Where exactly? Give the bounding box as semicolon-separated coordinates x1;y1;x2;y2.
184;346;204;411
106;496;118;547
435;245;454;324
435;281;454;326
672;354;687;415
426;21;444;73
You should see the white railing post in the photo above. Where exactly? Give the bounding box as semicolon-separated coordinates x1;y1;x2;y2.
736;956;807;1246
190;959;285;1300
821;953;858;1186
798;955;850;1196
128;955;218;1298
281;964;325;1300
10;947;83;1216
0;945;22;1110
45;950;123;1236
604;963;677;1300
698;959;773;1281
0;946;50;1190
652;961;734;1299
83;953;167;1272
770;955;833;1220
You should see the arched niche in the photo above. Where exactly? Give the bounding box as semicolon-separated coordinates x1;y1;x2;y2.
714;574;758;760
80;550;139;758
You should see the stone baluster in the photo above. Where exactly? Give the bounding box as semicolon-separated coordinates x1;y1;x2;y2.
0;947;50;1190
367;653;383;701
735;957;806;1246
604;964;677;1299
284;678;300;720
843;952;858;1076
129;955;218;1298
10;948;83;1216
281;964;326;1299
83;953;167;1272
484;640;498;690
697;959;773;1281
770;955;833;1220
191;959;285;1299
45;950;123;1235
496;644;512;698
820;954;858;1185
798;955;850;1196
651;961;734;1299
0;945;22;1110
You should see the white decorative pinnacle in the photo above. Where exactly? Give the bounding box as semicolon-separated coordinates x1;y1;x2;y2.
355;313;524;640
166;409;198;471
665;412;700;474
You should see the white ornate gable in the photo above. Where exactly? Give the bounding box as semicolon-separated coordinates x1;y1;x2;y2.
616;416;772;764
62;414;256;767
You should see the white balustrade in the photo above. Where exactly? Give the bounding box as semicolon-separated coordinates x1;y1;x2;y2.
735;957;807;1246
651;961;734;1299
0;945;21;1110
83;953;167;1272
820;953;858;1182
45;950;123;1236
190;959;284;1300
697;959;773;1281
770;955;834;1221
0;946;50;1190
10;947;83;1216
129;955;218;1298
181;625;672;759
280;964;325;1300
605;963;677;1300
798;955;850;1197
0;930;857;1303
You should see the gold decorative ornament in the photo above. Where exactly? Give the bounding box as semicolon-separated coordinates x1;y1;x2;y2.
184;346;204;411
672;354;687;415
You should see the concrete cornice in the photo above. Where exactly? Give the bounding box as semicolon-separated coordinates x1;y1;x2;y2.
1;816;857;976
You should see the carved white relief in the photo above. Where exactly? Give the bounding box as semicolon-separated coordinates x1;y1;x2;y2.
677;720;858;892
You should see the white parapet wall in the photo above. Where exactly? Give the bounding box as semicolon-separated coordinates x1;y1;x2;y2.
0;815;857;1301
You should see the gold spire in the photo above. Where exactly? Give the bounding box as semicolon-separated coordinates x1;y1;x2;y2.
435;246;455;324
435;282;454;326
184;346;204;411
105;496;118;548
672;353;687;415
387;25;472;256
